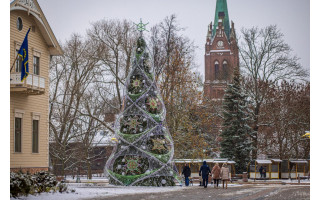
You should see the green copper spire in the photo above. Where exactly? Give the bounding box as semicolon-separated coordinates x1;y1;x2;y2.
212;0;231;40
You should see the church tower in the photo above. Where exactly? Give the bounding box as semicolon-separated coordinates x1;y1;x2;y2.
204;0;239;100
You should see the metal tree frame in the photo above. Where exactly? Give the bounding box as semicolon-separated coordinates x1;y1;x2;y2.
104;26;181;186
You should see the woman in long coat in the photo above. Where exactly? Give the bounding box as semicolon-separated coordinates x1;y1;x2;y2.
220;163;229;189
211;163;221;188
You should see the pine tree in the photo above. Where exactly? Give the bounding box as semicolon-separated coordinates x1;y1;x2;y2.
105;21;180;186
220;68;253;174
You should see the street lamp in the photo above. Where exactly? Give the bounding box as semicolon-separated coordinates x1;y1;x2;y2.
76;167;80;183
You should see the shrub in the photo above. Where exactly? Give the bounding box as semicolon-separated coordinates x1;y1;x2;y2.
33;171;58;193
57;182;68;193
10;172;34;197
10;171;63;197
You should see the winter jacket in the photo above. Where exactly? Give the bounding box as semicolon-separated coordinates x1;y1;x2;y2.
199;161;211;179
220;166;229;180
211;165;221;179
182;166;191;177
259;166;263;174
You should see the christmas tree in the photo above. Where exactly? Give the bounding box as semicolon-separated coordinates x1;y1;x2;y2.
105;20;180;186
220;68;253;174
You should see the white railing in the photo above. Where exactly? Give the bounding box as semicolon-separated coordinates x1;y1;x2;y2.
10;73;46;89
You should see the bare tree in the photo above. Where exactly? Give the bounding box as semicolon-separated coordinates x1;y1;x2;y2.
148;15;216;159
88;19;138;112
72;88;106;179
239;25;308;158
258;81;310;159
49;34;101;176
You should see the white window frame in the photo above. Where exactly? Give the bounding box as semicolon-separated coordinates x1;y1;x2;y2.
32;112;40;153
14;109;25;153
14;43;22;73
33;48;41;75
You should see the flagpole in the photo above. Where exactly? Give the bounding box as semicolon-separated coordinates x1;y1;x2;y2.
10;53;19;73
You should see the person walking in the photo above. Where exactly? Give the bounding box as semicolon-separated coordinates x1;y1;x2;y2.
259;166;264;178
182;163;191;186
199;161;211;188
211;163;221;188
220;163;229;189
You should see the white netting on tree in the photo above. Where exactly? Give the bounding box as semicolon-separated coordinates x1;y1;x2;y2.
104;34;181;186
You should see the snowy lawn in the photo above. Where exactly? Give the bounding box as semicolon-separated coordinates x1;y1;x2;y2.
10;183;243;200
11;185;183;200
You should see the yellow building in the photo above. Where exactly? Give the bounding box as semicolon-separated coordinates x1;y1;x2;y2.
10;0;62;173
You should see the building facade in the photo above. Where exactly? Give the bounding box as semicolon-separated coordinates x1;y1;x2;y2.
204;0;239;100
10;0;62;173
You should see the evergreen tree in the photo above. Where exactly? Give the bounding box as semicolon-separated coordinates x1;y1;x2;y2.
105;21;180;186
220;68;253;173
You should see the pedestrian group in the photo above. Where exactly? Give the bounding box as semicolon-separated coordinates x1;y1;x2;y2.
182;161;230;189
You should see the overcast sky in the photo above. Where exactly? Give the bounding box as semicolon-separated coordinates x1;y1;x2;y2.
37;0;310;77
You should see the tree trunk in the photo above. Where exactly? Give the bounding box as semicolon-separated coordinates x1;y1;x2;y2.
87;161;92;179
251;103;261;159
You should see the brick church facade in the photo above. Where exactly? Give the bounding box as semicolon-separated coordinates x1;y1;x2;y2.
204;0;239;100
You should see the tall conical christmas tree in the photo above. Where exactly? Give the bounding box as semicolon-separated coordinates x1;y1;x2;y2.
220;68;253;174
105;20;180;186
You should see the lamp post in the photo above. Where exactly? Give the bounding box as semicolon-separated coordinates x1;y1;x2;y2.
76;167;80;183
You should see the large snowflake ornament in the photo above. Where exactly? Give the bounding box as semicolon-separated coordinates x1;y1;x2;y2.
151;138;167;151
146;97;161;113
125;160;139;173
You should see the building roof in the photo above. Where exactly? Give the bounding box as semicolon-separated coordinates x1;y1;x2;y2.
174;158;235;164
212;0;231;40
290;160;308;164
10;0;63;55
256;160;272;164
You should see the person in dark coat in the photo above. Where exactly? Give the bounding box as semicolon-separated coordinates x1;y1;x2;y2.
263;166;267;178
259;166;264;178
182;163;191;186
199;161;211;188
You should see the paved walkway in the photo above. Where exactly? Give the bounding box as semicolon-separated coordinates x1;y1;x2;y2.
85;184;310;200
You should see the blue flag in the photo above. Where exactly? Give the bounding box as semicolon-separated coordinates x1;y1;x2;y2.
17;28;30;82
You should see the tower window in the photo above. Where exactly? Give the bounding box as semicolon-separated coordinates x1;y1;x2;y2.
214;61;219;80
17;17;23;31
223;61;228;79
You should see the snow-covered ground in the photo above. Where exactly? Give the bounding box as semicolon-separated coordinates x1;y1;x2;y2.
10;176;309;200
246;179;310;184
11;185;181;200
10;184;244;200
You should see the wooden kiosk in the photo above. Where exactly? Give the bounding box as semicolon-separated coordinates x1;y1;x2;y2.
281;159;308;179
250;160;272;179
270;159;282;179
249;159;282;179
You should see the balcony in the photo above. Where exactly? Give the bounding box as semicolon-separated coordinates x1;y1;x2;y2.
10;73;46;95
